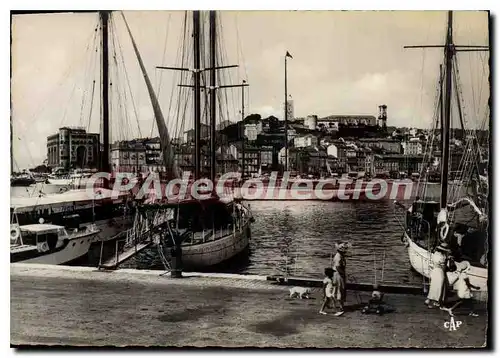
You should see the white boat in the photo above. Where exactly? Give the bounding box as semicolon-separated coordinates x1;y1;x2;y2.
397;11;489;302
46;169;95;188
10;223;101;265
11;188;135;246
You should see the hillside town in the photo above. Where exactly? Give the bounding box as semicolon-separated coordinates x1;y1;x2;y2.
29;103;488;182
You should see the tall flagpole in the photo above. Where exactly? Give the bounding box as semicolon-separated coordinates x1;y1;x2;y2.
284;51;292;173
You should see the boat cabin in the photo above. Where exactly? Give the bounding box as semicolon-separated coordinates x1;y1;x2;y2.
11;224;70;263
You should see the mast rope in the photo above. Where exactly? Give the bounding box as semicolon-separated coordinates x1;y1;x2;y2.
150;13;172;138
109;21;128;141
112;17;143;139
416;55;444;199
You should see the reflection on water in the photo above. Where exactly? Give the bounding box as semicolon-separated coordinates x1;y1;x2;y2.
245;200;418;284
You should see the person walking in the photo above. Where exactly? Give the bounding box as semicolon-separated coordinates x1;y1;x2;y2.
425;242;452;308
319;267;334;315
332;242;349;315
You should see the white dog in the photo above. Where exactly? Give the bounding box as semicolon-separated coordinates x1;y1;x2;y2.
289;287;311;299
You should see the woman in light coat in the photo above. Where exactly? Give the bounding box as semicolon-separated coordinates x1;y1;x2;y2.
331;242;349;315
425;242;452;308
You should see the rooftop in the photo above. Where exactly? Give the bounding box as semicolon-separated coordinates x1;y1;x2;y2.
19;224;64;233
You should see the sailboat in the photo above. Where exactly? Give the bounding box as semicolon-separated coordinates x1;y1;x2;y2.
115;10;254;270
10;11;137;264
396;11;489;301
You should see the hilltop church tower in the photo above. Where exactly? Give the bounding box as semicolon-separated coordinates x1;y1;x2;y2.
378;105;387;131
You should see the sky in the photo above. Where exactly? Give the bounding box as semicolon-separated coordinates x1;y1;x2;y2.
11;10;489;169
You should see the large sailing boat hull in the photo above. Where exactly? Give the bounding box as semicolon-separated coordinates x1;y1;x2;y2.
161;219;251;269
403;232;488;302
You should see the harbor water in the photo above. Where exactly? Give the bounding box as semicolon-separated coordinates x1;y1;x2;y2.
11;182;475;286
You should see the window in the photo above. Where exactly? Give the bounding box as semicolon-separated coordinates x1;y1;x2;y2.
19;232;37;246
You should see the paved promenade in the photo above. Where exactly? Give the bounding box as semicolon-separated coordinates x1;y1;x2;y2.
11;264;487;348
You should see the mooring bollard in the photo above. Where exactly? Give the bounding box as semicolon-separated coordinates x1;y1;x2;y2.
171;245;183;278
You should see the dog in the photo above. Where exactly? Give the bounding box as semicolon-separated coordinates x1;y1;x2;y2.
289;287;311;299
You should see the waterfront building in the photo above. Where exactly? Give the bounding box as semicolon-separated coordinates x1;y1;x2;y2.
143;137;167;173
46;127;100;170
110;140;147;173
373;154;425;177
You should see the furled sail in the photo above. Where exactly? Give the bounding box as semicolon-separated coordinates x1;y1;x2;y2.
121;12;180;180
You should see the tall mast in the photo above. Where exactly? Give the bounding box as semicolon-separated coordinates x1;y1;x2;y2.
209;11;216;183
10;118;13;173
404;11;488;209
100;11;110;174
193;11;201;180
157;11;244;182
439;64;444;149
284;55;288;172
440;11;453;209
122;12;180;179
241;81;245;178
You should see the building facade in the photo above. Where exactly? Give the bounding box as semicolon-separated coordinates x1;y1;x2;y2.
185;123;210;143
294;134;318;148
373;154;424;176
358;138;402;154
404;138;423;155
111;141;147;173
46;127;99;169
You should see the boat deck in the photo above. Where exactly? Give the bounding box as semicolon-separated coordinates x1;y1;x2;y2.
11;264;488;348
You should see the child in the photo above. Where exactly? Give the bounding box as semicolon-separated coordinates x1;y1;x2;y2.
319;268;344;316
371;284;383;302
319;267;334;315
362;284;385;314
441;261;481;317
